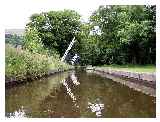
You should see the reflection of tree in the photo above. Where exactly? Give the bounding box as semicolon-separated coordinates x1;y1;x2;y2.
61;79;77;102
70;71;80;86
38;74;81;117
6;73;69;117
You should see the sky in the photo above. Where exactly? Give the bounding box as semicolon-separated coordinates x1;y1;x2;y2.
1;0;107;29
0;0;156;29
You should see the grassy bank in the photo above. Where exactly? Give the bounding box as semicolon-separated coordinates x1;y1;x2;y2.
5;44;72;82
100;64;156;73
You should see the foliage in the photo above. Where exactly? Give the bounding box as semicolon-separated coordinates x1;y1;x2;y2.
5;34;24;47
80;5;156;65
26;9;81;56
5;44;27;80
5;6;156;82
78;23;101;65
24;27;47;54
5;44;71;82
6;44;48;81
48;56;72;70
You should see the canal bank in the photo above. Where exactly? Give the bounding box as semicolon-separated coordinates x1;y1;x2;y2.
5;67;74;87
5;44;74;86
5;69;156;118
86;66;156;97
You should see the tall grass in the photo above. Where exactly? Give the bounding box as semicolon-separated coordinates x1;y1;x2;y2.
5;44;72;82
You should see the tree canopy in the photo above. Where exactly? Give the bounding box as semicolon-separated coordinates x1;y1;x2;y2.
26;9;81;56
79;5;156;65
24;5;156;66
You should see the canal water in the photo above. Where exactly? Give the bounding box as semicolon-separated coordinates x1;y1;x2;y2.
5;70;156;118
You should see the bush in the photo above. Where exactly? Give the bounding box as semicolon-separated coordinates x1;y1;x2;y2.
5;44;71;82
24;27;46;54
48;55;73;70
25;52;50;78
5;44;27;81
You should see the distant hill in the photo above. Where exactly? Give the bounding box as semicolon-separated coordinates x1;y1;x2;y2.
5;29;25;36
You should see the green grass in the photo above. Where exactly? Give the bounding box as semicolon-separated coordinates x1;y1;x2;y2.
100;64;156;73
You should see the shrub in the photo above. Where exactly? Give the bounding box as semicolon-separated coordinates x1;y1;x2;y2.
5;44;27;81
5;44;72;82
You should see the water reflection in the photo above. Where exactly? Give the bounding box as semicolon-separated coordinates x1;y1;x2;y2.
70;71;80;86
60;71;80;108
5;70;156;118
88;99;104;117
61;79;77;102
6;106;27;118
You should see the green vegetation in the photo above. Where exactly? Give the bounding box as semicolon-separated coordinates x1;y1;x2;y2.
5;34;24;47
26;5;155;66
24;27;45;54
5;18;72;82
80;5;156;65
27;9;81;56
6;44;48;81
5;5;156;82
100;64;155;73
5;44;71;81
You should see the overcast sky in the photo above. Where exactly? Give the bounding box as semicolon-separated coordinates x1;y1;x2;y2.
1;0;108;29
0;0;155;29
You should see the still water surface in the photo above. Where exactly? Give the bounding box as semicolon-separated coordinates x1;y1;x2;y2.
5;70;156;118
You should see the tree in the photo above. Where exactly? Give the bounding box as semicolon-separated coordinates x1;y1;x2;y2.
26;9;81;56
5;34;24;47
88;5;156;65
24;27;46;54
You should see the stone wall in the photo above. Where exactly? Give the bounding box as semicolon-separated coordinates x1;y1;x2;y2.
86;67;156;85
86;67;156;97
94;68;156;82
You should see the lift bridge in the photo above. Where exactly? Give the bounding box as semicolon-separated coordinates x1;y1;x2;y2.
61;37;79;65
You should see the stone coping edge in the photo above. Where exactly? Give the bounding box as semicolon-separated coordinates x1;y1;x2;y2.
86;67;156;83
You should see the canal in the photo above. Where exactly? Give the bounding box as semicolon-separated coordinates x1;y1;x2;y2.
5;70;156;118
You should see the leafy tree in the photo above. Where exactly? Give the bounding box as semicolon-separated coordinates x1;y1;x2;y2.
87;5;156;65
24;27;46;54
79;21;108;65
25;6;156;66
5;34;24;47
26;9;81;56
